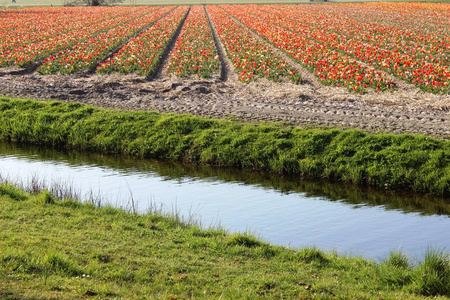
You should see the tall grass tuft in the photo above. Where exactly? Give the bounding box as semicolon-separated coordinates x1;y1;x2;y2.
37;190;55;205
0;183;28;201
227;233;262;248
379;251;413;288
387;250;410;269
45;253;83;276
296;247;329;265
415;248;450;296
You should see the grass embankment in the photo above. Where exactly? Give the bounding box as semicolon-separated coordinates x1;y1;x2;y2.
1;183;450;299
0;97;450;196
0;97;449;196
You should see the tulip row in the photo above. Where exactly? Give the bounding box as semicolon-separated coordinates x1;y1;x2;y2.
166;6;219;79
207;6;300;83
97;7;189;77
38;6;168;75
0;6;153;67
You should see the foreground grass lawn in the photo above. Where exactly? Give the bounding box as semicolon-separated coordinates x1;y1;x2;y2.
1;184;449;299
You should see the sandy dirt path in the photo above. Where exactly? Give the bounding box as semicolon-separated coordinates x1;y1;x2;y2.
0;70;449;138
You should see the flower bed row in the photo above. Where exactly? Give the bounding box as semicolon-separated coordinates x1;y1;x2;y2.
207;6;300;83
96;6;189;77
166;6;219;79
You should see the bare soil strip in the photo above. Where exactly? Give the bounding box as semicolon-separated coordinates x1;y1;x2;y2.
204;6;227;81
0;70;449;138
153;7;191;80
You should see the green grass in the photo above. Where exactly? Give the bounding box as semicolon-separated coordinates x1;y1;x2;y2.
0;183;449;299
0;0;61;6
0;96;450;196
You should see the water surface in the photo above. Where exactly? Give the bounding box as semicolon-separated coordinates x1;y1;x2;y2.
1;142;449;260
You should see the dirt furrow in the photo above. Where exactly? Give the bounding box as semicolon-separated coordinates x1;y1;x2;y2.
204;6;230;82
153;7;191;80
204;6;238;82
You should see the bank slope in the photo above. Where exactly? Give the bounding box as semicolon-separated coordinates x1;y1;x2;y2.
1;185;450;298
0;97;449;196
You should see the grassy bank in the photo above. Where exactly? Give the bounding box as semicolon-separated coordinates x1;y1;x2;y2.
1;183;449;299
0;97;449;196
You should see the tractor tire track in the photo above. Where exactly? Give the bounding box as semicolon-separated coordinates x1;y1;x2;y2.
204;5;231;82
204;6;239;82
151;6;191;80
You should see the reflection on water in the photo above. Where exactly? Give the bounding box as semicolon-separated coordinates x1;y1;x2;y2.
1;142;449;260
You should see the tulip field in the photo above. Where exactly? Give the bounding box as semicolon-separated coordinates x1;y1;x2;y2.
1;6;155;67
97;6;187;76
0;2;448;94
208;5;300;83
39;6;171;74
